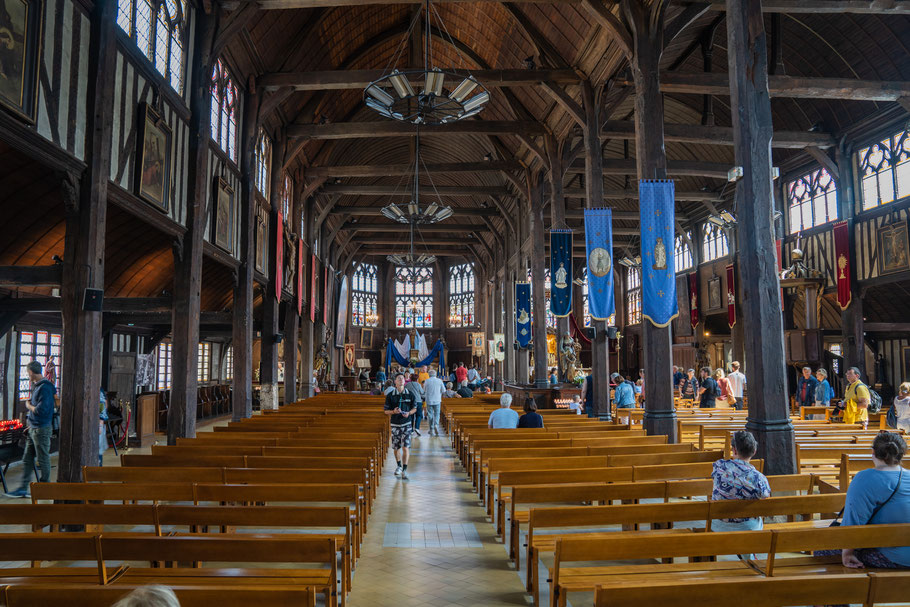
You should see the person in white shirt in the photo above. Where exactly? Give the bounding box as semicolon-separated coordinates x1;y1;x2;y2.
568;394;583;415
422;369;446;436
894;382;910;433
466;365;481;387
726;361;747;410
487;393;519;429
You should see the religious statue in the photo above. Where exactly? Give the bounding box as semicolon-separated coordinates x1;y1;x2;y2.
780;248;823;280
588;247;611;277
695;341;710;370
314;340;331;385
653;236;667;271
284;230;297;289
559;333;583;383
554;262;568;289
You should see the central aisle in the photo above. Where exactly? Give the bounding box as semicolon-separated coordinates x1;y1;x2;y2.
346;431;529;607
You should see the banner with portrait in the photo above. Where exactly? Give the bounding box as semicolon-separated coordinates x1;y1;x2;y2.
833;220;852;310
493;333;505;361
583;208;615;321
639;180;678;327
516;281;531;348
549;229;572;317
344;343;355;371
726;264;736;328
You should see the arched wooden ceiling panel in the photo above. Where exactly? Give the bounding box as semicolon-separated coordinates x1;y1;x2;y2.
103;205;175;298
201;256;236;312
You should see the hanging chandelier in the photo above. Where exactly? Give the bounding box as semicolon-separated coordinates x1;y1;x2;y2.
363;0;490;125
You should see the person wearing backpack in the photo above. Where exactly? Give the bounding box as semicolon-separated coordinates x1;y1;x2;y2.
698;366;719;409
795;366;819;410
843;366;871;429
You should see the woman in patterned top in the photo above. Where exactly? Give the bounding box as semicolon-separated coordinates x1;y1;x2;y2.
711;430;771;531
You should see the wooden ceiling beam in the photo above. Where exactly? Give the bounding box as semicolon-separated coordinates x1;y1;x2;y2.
601;120;835;148
631;72;910;102
344;222;489;232
260;69;580;91
333;206;501;216
0;265;62;287
566;158;731;178
564;188;722;202
696;0;910;14
322;184;511;196
224;0;580;8
350;237;477;245
288;120;548;139
306;160;522;178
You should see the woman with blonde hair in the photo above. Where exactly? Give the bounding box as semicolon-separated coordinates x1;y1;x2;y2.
713;368;730;407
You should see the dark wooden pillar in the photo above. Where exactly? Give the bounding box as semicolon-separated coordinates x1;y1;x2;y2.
622;0;676;440
503;256;516;384
582;80;612;419
530;176;549;387
58;0;117;480
300;196;316;397
547;136;570;381
260;135;284;410
232;77;258;421
836;144;865;377
284;302;299;403
726;0;795;475
167;7;218;445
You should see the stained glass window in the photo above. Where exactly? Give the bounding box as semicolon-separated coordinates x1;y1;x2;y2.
448;263;475;327
395;266;433;328
17;330;62;401
352;263;378;327
626;268;641;325
702;223;729;262
197;342;211;383
211;59;238;161
156;342;172;390
117;0;186;93
675;233;693;272
787;167;838;233
857;127;910;211
254;130;271;198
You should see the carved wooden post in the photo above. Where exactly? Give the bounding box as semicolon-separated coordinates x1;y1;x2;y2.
530;175;549;387
503;247;516;384
836;144;865;377
726;0;796;474
299;195;317;398
622;0;676;440
582;80;612;419
547;136;571;381
232;76;258;421
58;0;117;479
260;134;284;410
168;6;218;445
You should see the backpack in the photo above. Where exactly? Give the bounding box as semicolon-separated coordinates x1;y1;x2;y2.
713;379;722;398
887;404;899;428
867;386;883;414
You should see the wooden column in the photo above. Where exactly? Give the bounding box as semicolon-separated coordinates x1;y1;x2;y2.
503;255;516;384
284;302;299;403
622;1;676;440
492;266;503;389
726;0;796;475
57;0;117;480
582;80;612;418
260;135;284;410
547;136;570;381
299;196;316;397
530;176;549;387
232;77;258;421
168;8;218;445
836;144;865;376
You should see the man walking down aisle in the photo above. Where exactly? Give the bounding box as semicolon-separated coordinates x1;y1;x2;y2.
423;369;445;436
384;373;416;479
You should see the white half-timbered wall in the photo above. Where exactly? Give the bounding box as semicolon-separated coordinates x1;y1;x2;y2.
204;146;243;261
782;227;838;290
853;206;910;283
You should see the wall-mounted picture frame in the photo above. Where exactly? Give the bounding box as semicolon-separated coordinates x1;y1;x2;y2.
707;276;722;311
360;327;372;350
466;332;474;347
136;103;171;213
254;205;268;273
877;221;909;275
212;176;234;254
0;0;42;123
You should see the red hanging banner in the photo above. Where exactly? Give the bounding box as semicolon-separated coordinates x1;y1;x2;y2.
833;220;852;310
726;264;736;328
775;238;783;311
275;212;284;299
687;272;699;330
297;238;304;316
309;254;317;322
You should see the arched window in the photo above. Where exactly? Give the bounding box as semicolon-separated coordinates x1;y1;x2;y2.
351;263;378;327
211;59;238;162
857;127;910;211
787;167;838;233
395;266;433;328
674;234;693;272
254;130;271;197
626;267;641;325
117;0;186;93
448;263;475;327
702;223;729;262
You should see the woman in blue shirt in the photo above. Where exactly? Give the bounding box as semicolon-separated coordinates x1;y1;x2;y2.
813;368;835;406
840;432;909;569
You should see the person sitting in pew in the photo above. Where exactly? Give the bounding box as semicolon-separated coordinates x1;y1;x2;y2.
488;393;519;429
711;430;771;531
518;398;544;429
443;382;459;398
839;431;909;569
112;585;180;607
457;380;473;399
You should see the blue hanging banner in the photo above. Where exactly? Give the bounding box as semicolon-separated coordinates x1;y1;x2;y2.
516;281;531;348
549;230;573;318
583;208;615;321
639;180;679;327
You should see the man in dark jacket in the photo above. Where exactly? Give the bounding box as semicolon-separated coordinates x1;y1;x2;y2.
795;366;819;409
697;366;718;409
6;361;56;498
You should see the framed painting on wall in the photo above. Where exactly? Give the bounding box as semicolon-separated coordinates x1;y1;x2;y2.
360;328;372;350
0;0;42;123
212;176;234;254
136;103;171;213
877;221;910;275
707;276;722;311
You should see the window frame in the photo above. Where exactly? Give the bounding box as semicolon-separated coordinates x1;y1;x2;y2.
254;129;272;198
197;342;211;383
210;58;239;162
352;262;379;327
856;126;910;213
786;166;839;234
674;233;693;273
625;267;642;326
395;266;434;329
702;223;730;263
17;329;62;402
156;342;173;390
448;263;476;328
117;0;187;95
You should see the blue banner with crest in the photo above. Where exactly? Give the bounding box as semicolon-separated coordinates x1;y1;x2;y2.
583;208;615;321
516;281;531;348
549;230;573;318
639;180;679;327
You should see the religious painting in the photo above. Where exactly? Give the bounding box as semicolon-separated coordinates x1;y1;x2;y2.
360;327;372;350
877;221;910;275
466;332;474;347
254;205;268;274
707;276;722;311
136;103;171;212
211;176;234;254
0;0;41;122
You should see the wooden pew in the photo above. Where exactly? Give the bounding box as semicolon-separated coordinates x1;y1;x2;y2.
0;584;317;607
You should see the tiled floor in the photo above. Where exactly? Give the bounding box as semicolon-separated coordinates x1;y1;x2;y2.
346;432;531;607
